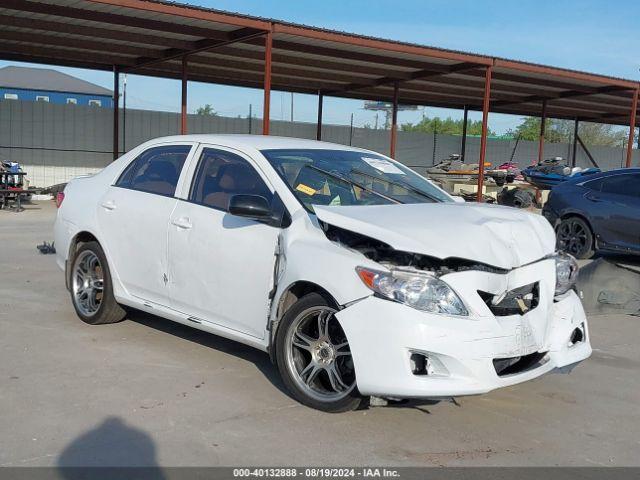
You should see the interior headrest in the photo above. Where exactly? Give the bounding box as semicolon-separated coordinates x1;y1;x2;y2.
218;163;257;191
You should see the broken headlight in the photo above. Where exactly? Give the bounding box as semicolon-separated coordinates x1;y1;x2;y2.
356;266;468;315
554;252;579;296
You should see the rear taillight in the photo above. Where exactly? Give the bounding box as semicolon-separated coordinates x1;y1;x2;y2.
55;192;65;208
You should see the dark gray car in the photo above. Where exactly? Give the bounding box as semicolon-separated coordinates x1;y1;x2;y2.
542;168;640;259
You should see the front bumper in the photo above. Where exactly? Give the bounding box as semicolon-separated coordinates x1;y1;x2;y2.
336;289;590;399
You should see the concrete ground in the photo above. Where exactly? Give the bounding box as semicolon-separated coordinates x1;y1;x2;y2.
1;201;639;467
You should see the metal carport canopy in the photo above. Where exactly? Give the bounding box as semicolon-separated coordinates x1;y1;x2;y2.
0;0;637;123
0;0;638;199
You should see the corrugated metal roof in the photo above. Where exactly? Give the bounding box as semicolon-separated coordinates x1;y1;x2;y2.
0;65;113;95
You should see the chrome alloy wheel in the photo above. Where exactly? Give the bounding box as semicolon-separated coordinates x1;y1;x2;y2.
72;250;104;317
285;306;356;402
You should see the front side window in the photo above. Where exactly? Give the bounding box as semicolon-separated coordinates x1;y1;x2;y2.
66;98;77;105
190;148;272;212
89;99;102;107
116;145;192;196
261;149;451;212
36;95;49;102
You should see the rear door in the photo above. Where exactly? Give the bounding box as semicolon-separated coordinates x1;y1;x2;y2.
585;173;640;251
96;143;195;306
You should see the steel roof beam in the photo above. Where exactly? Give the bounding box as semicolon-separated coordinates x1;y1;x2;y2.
326;62;482;95
492;85;631;108
0;13;194;50
463;69;633;99
0;44;136;67
1;0;229;40
266;38;456;71
122;27;267;72
200;46;633;108
0;30;160;58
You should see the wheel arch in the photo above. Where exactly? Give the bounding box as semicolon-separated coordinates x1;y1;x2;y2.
65;230;101;290
268;280;338;363
557;212;598;256
558;211;596;237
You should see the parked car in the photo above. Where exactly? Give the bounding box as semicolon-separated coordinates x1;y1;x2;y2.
55;135;590;412
542;168;640;259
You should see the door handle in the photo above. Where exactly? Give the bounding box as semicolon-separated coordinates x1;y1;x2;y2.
587;195;603;203
101;200;116;210
171;216;192;230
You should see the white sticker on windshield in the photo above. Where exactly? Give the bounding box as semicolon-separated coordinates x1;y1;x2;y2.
362;157;405;175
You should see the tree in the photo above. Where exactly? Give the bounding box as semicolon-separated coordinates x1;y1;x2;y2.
507;117;627;147
401;115;494;136
195;104;217;116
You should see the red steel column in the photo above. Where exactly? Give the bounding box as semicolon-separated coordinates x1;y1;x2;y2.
571;118;579;167
113;66;119;161
389;83;399;158
181;56;188;134
263;29;273;135
537;99;547;164
460;105;468;162
625;88;638;168
476;65;492;202
316;91;323;140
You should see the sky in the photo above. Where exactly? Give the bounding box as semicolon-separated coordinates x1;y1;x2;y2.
1;0;638;134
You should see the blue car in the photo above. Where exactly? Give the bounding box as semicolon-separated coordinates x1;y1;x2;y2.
542;168;640;259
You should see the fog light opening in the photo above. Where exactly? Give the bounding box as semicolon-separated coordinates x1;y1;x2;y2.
410;353;429;375
409;352;449;377
569;324;585;346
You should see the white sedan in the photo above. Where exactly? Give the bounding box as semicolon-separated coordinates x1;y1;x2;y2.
55;135;591;412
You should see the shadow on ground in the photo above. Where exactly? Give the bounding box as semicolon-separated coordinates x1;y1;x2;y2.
57;417;165;478
124;310;448;413
126;309;288;396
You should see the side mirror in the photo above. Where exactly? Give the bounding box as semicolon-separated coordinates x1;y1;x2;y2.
228;194;272;221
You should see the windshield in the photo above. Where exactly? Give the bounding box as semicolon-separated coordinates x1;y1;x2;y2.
261;149;451;211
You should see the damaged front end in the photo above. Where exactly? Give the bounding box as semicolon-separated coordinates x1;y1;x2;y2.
322;221;507;275
319;221;591;399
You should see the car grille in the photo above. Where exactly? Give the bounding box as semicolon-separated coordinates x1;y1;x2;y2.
478;282;540;316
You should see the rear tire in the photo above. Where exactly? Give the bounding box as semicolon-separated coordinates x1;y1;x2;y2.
556;216;594;259
69;241;126;325
275;293;362;413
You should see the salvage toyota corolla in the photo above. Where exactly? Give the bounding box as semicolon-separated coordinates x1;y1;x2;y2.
55;135;591;412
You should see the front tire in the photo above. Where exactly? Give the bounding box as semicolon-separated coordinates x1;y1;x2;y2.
556;216;594;259
275;293;362;412
70;241;126;325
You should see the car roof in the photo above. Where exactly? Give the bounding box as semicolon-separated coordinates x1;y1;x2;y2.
146;134;372;153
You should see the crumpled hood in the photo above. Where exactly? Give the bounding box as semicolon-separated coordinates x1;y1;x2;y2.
314;202;556;270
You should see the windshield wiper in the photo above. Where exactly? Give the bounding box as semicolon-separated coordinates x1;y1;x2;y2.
350;168;438;203
305;165;401;204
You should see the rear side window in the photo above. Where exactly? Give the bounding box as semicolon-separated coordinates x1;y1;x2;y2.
599;174;640;198
190;148;272;212
116;145;192;196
